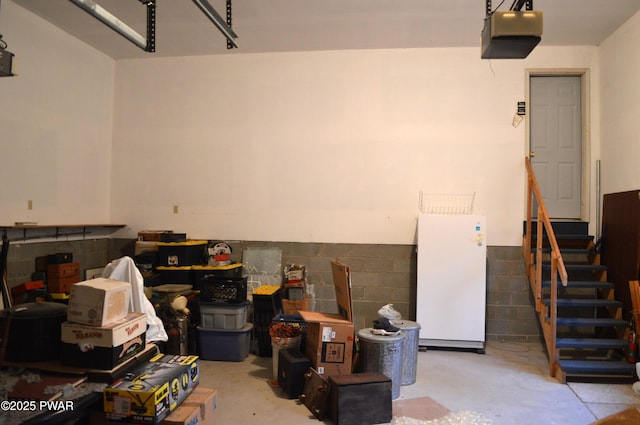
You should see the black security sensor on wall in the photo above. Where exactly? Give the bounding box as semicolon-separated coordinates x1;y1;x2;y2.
481;0;543;59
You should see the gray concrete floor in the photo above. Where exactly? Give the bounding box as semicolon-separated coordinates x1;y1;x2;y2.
198;340;640;425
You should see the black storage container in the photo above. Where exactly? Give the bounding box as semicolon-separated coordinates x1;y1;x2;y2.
253;288;283;357
278;348;312;399
1;301;67;362
47;252;73;264
160;232;187;242
328;373;392;425
157;240;207;267
156;266;195;285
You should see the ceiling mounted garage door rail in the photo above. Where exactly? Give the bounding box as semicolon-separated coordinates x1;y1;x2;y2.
68;0;238;53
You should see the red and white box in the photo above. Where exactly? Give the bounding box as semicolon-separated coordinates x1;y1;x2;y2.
60;312;146;370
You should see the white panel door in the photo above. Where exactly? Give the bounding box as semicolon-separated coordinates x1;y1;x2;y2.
530;76;582;219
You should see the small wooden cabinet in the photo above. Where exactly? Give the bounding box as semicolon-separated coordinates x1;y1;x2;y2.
601;190;640;319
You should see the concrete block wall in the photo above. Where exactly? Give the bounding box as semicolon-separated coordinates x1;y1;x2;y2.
4;238;540;342
224;241;416;332
5;238;135;290
486;246;541;342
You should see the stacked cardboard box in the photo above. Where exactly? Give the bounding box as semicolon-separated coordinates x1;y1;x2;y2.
11;280;45;304
163;386;217;425
282;264;313;315
46;252;80;293
93;384;215;425
60;278;147;370
299;260;355;377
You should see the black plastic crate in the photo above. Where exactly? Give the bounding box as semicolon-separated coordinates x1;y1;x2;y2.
200;276;248;304
192;264;242;290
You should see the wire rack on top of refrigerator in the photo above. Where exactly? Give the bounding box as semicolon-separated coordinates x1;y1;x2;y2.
418;191;475;215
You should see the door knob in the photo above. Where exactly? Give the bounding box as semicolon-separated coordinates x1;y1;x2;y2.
529;151;536;158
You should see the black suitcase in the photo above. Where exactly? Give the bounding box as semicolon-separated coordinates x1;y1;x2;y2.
278;348;311;399
328;372;392;425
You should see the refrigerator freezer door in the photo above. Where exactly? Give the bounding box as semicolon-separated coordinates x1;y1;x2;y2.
416;214;487;350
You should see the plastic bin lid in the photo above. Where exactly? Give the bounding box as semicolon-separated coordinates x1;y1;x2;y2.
157;240;208;246
153;284;193;292
156;266;193;271
252;285;281;296
197;323;253;333
192;263;243;270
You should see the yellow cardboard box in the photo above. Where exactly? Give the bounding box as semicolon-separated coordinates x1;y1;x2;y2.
150;354;200;411
103;354;200;424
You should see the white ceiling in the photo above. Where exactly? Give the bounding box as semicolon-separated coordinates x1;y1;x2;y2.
9;0;640;59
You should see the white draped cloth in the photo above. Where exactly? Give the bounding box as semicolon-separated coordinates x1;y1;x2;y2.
102;256;168;342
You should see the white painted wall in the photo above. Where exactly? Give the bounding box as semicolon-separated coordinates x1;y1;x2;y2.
599;11;640;195
8;1;638;247
111;47;599;246
0;2;115;224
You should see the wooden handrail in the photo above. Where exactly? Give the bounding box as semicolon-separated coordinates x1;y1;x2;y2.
523;157;568;378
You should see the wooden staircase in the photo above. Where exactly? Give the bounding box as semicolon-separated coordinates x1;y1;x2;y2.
536;221;635;381
523;158;636;383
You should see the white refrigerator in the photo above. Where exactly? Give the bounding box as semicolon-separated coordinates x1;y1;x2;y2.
416;214;487;351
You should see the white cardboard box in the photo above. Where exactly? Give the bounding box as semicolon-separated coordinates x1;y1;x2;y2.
67;278;131;327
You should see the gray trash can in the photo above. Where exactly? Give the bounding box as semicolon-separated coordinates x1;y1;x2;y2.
357;328;404;399
392;319;421;385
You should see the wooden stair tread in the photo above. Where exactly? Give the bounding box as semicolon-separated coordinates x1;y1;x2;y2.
531;234;593;240
543;298;623;308
557;359;636;375
542;263;607;272
536;247;593;254
556;317;629;327
556;337;627;349
542;280;614;289
524;220;589;236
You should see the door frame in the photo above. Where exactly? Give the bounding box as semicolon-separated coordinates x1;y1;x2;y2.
525;68;591;222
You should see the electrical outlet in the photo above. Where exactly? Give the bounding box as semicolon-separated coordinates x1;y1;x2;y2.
28;200;33;210
173;205;179;214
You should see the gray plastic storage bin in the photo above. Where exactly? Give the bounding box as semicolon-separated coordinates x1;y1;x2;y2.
200;300;250;330
197;323;253;361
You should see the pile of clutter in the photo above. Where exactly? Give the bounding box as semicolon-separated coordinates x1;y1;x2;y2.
372;303;403;336
281;264;314;314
